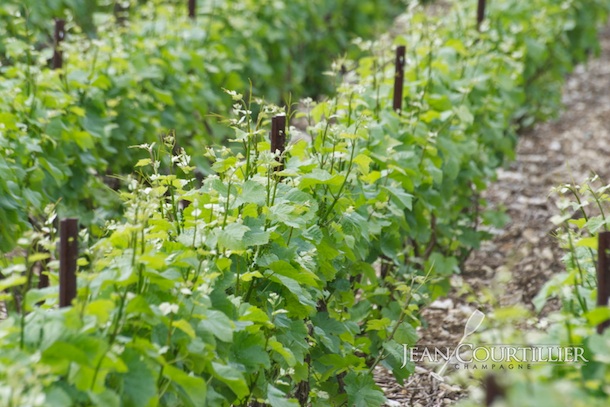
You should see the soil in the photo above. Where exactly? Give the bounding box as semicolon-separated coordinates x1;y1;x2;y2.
376;18;610;407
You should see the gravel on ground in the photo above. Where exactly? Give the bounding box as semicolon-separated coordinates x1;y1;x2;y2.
378;19;610;407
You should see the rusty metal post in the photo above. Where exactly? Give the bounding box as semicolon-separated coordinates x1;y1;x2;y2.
477;0;487;31
35;241;50;292
59;218;78;307
485;375;504;406
270;115;286;171
597;232;610;333
114;1;130;25
52;19;66;70
393;46;406;113
38;270;49;289
188;0;196;19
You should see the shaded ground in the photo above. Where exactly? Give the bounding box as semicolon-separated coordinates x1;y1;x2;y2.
377;22;610;407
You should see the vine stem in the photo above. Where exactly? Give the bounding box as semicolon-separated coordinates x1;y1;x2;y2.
157;311;177;393
367;265;433;374
320;136;357;225
91;287;127;390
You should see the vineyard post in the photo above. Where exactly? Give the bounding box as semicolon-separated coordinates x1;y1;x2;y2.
114;1;129;25
597;232;610;333
270;115;287;171
189;0;196;19
52;19;66;70
38;265;49;289
477;0;487;31
59;218;78;307
485;375;504;406
393;45;406;113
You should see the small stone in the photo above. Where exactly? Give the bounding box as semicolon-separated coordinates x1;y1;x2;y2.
429;298;454;310
522;228;540;244
415;366;430;375
439;383;462;393
541;247;554;260
549;140;561;151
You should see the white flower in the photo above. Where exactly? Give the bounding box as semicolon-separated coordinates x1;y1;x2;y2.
159;302;179;315
223;88;243;101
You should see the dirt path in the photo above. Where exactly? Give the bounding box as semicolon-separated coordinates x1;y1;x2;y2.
378;22;610;407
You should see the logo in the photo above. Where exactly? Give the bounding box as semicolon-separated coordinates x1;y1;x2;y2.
401;310;588;381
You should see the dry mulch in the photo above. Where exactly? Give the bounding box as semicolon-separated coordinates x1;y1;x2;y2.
377;20;610;407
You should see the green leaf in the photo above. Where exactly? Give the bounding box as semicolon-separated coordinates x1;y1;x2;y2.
24;287;57;311
426;252;458;276
268;204;304;228
173;319;196;339
211;362;249;399
135;158;152;167
268;273;316;309
576;236;597;250
353;154;373;175
0;274;26;291
344;372;385;407
240;271;263;282
149;86;175;106
236;180;267;206
455;105;474;125
420;110;440;123
231;332;271;370
0;112;18;131
72;131;95;150
383;186;413;211
268;338;296;366
268;260;319;287
299;169;344;189
217;223;250;251
199;310;234;342
360;170;381;184
242;227;270;247
89;389;120;407
85;299;115;325
427;94;452;111
44;386;72;407
586;217;607;234
394;322;418;346
585;308;610;327
318;353;364;371
43;341;92;367
119;349;157;407
126;295;154;316
366;318;392;332
267;384;299;407
211;157;237;173
445;38;467;55
92;74;111;90
587;334;610;364
164;365;207;407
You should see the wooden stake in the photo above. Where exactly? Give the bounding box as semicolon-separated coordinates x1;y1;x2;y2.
270;115;286;171
38;270;49;289
597;231;610;333
52;19;65;70
393;45;406;113
59;218;78;307
189;0;196;19
477;0;487;31
485;375;505;406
